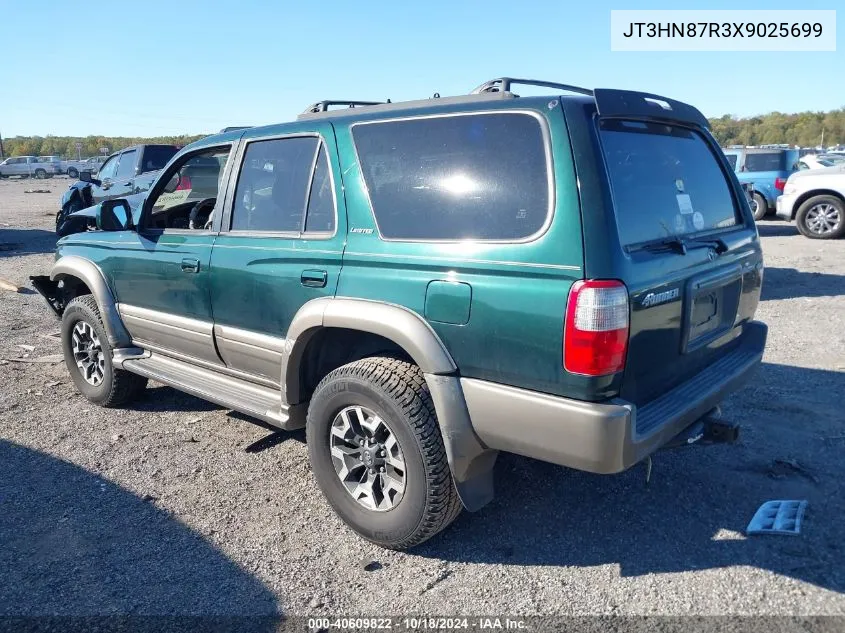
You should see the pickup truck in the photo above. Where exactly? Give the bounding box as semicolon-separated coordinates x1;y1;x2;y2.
0;156;53;179
56;144;178;236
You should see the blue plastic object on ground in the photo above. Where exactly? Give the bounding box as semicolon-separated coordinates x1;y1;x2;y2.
746;500;808;536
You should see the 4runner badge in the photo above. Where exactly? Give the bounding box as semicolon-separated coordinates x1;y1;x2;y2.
641;288;679;308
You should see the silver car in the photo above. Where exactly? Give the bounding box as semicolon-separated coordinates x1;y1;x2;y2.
0;156;53;179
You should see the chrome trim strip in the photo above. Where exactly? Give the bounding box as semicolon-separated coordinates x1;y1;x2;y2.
348;109;555;245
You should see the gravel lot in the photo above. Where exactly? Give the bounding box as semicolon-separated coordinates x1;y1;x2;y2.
1;175;843;619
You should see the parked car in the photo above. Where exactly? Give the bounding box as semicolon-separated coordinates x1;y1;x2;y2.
796;154;837;170
721;147;799;220
0;155;53;179
31;79;766;549
64;156;106;179
38;156;65;176
776;164;845;239
55;144;178;236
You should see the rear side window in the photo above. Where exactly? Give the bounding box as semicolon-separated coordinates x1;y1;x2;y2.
352;112;550;241
724;153;738;170
231;136;319;232
143;146;178;171
743;152;784;172
599;120;739;247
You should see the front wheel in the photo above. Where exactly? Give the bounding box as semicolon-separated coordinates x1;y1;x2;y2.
61;295;148;406
306;356;462;549
34;169;47;180
795;195;845;239
67;167;79;179
751;193;768;221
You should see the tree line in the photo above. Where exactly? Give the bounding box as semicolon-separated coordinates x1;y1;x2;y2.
0;134;207;160
1;107;844;158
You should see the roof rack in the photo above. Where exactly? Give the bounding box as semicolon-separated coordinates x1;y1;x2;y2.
471;77;593;97
300;100;389;115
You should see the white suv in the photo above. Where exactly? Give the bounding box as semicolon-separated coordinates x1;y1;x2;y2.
776;165;845;239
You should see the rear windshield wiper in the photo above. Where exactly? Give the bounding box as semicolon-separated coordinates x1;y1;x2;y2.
626;235;728;256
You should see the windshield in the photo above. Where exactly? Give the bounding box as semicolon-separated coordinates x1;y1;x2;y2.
599;120;740;247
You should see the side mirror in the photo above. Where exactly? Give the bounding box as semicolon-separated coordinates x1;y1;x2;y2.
97;199;134;232
79;170;101;186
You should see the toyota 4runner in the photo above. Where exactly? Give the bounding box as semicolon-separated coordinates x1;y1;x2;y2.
31;78;767;549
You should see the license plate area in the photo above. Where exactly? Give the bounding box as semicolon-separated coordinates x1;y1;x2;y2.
681;264;742;354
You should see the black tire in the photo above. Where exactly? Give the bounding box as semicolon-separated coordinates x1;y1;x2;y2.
34;168;47;180
61;295;148;406
67;167;79;179
795;195;845;240
56;199;82;236
306;356;462;549
752;192;768;221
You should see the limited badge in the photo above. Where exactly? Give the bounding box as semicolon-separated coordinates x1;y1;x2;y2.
693;211;705;230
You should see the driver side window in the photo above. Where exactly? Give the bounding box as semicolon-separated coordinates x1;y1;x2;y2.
145;146;231;231
98;156;119;179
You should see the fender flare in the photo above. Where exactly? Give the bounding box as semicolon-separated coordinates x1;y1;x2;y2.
282;297;497;511
50;255;132;348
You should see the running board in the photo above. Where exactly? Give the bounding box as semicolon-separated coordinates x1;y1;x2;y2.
121;352;305;431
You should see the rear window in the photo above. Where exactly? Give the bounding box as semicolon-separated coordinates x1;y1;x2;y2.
743;152;784;172
142;146;178;171
352;112;550;241
599;120;739;246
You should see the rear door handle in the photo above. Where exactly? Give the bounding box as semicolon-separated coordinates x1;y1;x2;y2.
301;269;327;288
181;258;200;273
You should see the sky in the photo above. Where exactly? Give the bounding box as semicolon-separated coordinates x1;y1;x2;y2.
0;0;841;137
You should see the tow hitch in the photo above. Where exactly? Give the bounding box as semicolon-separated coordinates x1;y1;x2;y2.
661;407;740;451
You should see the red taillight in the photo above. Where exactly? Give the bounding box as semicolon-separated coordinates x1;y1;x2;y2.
564;280;629;376
775;177;787;191
176;174;192;191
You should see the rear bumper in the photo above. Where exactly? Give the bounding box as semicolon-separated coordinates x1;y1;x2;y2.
463;321;767;474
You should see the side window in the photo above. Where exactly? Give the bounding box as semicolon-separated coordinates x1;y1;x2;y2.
115;150;137;179
231;136;318;232
744;152;784;172
351;113;551;241
304;144;336;233
724;154;738;170
97;156;119;179
144;146;231;230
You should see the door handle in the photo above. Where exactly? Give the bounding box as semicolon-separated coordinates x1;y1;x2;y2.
122;180;132;186
181;258;200;273
301;269;327;288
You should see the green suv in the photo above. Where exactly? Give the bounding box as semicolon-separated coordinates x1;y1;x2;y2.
32;78;767;549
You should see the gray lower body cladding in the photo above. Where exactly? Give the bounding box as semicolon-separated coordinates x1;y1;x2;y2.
463;321;768;474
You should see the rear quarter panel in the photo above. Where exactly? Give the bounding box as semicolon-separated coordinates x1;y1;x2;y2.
333;100;586;397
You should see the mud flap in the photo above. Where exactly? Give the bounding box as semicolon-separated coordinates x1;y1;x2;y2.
29;275;64;316
425;373;498;511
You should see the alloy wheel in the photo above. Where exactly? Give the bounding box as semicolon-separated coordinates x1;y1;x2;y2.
71;321;105;386
805;202;842;235
329;405;406;511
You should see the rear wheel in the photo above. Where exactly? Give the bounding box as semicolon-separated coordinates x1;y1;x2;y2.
61;295;148;406
795;195;845;239
34;168;47;180
306;356;462;549
67;167;79;179
751;193;768;221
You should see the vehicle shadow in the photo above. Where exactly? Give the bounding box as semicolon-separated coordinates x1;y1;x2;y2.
756;222;799;237
761;267;845;300
418;363;845;595
0;227;57;258
0;439;282;627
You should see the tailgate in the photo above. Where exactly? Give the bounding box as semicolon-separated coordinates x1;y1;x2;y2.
596;113;763;407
